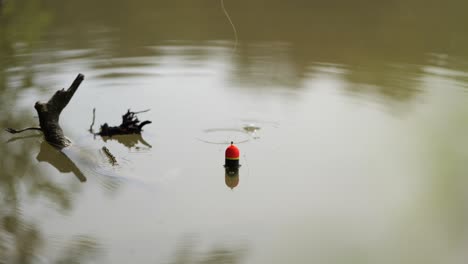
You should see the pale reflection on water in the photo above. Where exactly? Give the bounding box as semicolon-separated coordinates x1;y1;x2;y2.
2;0;468;263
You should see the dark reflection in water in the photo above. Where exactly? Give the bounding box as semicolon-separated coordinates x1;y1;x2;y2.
29;0;468;101
0;138;101;262
0;2;102;262
54;235;100;264
36;141;87;182
101;134;152;149
170;237;247;264
1;125;101;262
2;0;468;263
1;0;466;104
6;133;42;144
225;167;239;190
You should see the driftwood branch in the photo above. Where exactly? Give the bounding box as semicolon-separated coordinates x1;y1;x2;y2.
89;108;96;133
5;127;42;134
34;73;84;149
4;73;152;183
98;109;151;137
5;74;84;149
5;74;152;148
102;146;117;166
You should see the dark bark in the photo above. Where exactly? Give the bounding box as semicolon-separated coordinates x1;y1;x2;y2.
5;127;42;134
98;109;151;137
102;146;117;166
5;74;84;149
6;74;152;147
33;74;84;149
4;73;152;183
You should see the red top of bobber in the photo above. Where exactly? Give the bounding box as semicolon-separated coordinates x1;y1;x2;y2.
225;141;240;159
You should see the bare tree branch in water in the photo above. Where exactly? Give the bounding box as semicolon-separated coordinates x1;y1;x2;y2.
97;109;152;137
89;107;152;137
101;146;117;166
4;74;84;149
0;3;103;263
89;108;96;134
34;74;84;148
4;127;42;134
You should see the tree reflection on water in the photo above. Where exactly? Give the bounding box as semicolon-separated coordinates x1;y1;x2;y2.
36;0;468;103
0;1;101;262
1;133;101;263
2;0;468;263
169;237;247;264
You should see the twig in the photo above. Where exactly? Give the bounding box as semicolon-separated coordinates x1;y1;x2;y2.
5;127;42;134
138;120;152;130
102;146;117;166
133;109;151;114
89;108;96;133
98;109;151;136
34;73;85;148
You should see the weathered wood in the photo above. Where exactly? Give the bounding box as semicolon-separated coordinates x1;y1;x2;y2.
5;127;42;134
4;73;153;183
5;74;84;149
89;108;96;133
98;109;151;137
6;74;152;146
34;74;84;149
102;146;117;166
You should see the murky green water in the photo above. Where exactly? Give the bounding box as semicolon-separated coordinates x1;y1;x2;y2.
2;0;468;263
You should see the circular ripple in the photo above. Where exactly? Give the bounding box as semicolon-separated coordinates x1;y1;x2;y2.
197;128;251;144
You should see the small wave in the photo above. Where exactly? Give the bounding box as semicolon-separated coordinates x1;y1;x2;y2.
197;128;251;145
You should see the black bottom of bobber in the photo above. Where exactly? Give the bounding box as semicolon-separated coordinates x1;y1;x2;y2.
225;158;240;168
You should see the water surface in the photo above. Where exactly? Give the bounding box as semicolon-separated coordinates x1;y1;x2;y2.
2;0;468;263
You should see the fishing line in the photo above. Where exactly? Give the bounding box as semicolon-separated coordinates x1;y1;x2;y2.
221;0;238;54
242;153;251;179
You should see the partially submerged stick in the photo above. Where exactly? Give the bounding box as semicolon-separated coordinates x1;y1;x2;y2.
89;108;96;133
97;109;151;137
5;127;42;134
102;146;117;166
5;74;84;149
6;74;151;147
4;73;152;183
34;74;84;148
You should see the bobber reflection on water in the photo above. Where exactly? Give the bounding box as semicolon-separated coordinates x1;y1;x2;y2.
225;167;239;189
224;141;241;189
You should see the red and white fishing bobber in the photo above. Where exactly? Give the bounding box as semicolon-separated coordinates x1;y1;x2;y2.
225;141;241;168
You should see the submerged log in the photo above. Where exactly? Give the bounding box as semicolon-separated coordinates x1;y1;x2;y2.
5;74;152;183
5;74;84;149
34;74;84;149
97;109;151;137
6;73;151;146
